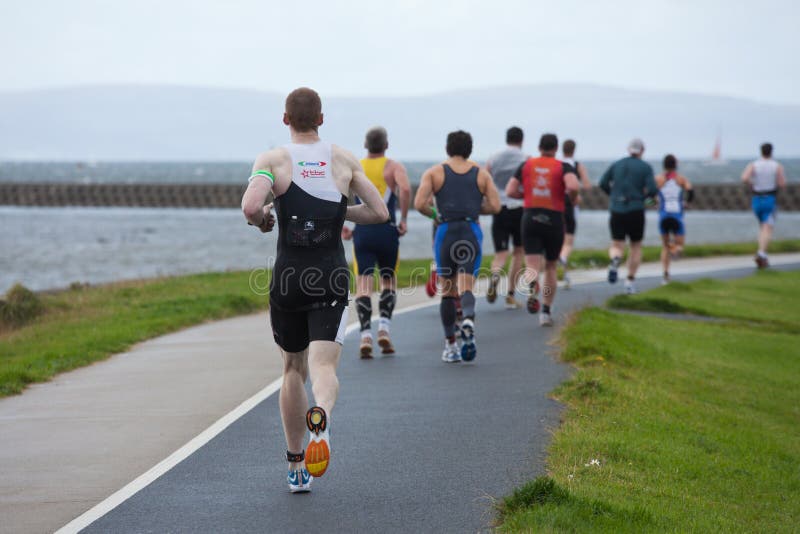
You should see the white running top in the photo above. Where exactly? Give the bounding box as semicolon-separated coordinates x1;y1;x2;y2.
284;141;342;203
751;158;779;193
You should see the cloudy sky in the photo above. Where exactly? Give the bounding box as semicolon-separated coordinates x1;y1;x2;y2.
1;0;798;104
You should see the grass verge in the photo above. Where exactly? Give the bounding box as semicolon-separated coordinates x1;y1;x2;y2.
0;259;432;397
498;270;800;532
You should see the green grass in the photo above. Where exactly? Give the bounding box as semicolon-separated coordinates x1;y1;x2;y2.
563;238;800;270
498;270;800;532
0;259;433;397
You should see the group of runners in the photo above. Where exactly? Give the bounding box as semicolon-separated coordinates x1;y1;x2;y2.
240;87;788;493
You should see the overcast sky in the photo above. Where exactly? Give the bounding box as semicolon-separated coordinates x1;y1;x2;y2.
1;0;798;105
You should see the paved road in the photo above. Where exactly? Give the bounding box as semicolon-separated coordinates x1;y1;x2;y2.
80;263;798;533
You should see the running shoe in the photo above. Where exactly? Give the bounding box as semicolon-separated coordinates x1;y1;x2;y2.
526;281;540;314
441;341;461;363
425;264;437;297
287;467;312;493
539;312;554;327
359;335;373;359
755;255;769;269
624;279;637;295
377;330;395;354
305;406;330;478
460;318;477;361
608;262;619;284
504;294;521;310
487;273;500;303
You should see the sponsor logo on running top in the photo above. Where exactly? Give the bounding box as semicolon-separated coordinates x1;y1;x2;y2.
298;160;328;179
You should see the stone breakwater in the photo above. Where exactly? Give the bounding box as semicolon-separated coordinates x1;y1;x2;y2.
1;183;799;210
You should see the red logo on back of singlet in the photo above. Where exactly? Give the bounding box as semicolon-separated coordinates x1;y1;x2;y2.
298;161;328;179
522;157;566;211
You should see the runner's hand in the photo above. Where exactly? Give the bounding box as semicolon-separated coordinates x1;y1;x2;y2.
341;226;353;240
258;203;275;233
397;219;407;236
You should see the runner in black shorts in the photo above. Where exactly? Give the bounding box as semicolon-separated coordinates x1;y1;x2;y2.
241;87;388;493
506;133;578;327
558;139;592;288
485;127;527;308
598;138;658;294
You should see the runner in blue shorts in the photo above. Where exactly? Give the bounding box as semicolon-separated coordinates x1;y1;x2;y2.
414;130;500;363
741;143;787;268
655;154;693;284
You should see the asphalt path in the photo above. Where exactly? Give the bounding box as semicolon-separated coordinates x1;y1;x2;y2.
80;263;798;533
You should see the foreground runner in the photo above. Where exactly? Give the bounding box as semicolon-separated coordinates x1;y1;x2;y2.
241;88;388;493
656;154;694;284
506;133;579;326
341;127;411;358
741;143;787;268
558;139;592;288
485;126;527;308
598;138;658;294
414;130;501;362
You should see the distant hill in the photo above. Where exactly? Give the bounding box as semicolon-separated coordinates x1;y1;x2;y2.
1;84;798;160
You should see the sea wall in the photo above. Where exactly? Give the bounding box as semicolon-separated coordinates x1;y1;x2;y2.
1;182;799;211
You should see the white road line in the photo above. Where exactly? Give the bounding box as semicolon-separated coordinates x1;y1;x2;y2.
56;298;441;533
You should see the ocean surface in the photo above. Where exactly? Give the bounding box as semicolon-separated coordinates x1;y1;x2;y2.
2;206;799;293
2;159;798;186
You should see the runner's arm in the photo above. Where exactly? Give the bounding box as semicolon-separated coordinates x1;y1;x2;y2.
505;162;525;199
241;151;276;232
344;152;390;224
414;168;437;219
681;175;695;204
564;170;580;203
777;164;787;188
392;161;412;229
478;169;501;214
577;162;592;189
598;165;613;194
741;163;754;184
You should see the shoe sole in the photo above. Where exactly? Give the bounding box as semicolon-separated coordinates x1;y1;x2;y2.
527;298;540;314
487;283;498;303
608;269;618;284
360;345;373;359
377;337;395;354
460;325;476;361
305;407;329;478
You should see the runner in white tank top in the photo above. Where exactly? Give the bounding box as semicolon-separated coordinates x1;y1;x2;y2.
241;88;388;493
741;143;787;268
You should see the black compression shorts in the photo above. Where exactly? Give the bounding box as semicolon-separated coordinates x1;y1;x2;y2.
491;206;523;252
522;208;564;261
563;201;576;235
609;210;645;242
270;302;349;353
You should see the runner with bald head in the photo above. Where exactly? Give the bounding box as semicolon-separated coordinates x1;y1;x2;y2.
341;126;411;358
241;87;388;493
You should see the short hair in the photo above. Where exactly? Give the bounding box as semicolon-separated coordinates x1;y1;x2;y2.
285;87;322;132
446;130;473;158
365;126;388;153
761;143;773;157
506;126;523;145
562;139;576;157
663;154;677;170
539;133;558;152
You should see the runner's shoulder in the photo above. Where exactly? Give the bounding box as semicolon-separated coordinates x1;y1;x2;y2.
253;146;290;170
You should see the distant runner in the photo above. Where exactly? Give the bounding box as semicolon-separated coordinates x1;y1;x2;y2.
741;142;787;268
241;88;388;493
655;154;694;284
505;133;579;326
598;138;658;294
485;126;527;308
341;127;411;358
558;139;592;288
414;130;501;363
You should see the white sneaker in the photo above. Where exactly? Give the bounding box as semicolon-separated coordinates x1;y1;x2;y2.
441;341;461;363
624;279;637;294
539;312;554;327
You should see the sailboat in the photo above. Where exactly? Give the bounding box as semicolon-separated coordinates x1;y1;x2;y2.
703;133;728;166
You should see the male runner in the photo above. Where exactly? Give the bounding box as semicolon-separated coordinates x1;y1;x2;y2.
505;133;579;326
656;154;694;284
241;88;388;493
485;126;527;308
598;138;658;294
341;127;411;358
741;143;787;268
414;130;501;363
558;139;592;288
